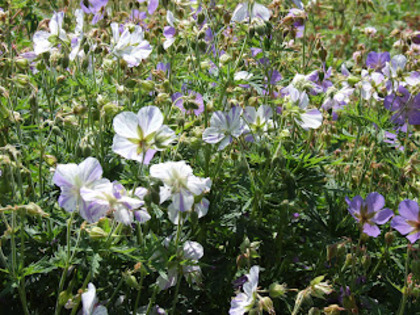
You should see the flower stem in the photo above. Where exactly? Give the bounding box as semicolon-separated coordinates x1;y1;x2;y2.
397;246;411;315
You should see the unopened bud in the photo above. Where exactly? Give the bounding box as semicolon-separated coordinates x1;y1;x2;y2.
269;282;287;298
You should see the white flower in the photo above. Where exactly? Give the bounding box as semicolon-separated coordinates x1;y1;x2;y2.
33;12;67;55
231;2;271;23
243;105;273;142
234;71;253;81
229;266;260;315
202;107;245;150
82;283;108;315
112;106;176;164
289;88;323;130
110;23;152;67
150;161;211;218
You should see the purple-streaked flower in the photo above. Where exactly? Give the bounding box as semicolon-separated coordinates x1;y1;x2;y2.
53;157;108;222
80;0;108;25
345;192;393;237
110;23;152;67
365;51;390;71
137;0;159;15
384;86;420;125
282;73;322;96
231;2;271;23
243;105;273;142
150;161;211;217
69;9;85;61
383;123;407;151
82;283;108;315
202;107;245;150
33;12;67;55
163;11;176;50
112;106;176;164
391;200;420;243
157;241;204;290
80;181;145;225
172;90;204;116
383;54;420;87
229;266;259;315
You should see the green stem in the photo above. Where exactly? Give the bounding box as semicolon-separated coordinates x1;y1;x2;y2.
55;212;75;315
397;246;410;315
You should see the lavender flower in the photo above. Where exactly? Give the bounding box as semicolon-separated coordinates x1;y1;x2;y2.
202;107;245;150
365;51;390;71
391;200;420;243
345;192;393;237
163;11;176;50
243;105;273;142
384;86;420;125
137;0;159;15
80;181;145;225
80;0;108;25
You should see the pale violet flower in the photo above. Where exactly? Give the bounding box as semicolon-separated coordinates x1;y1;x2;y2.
157;241;204;290
110;22;152;67
202;107;245;150
53;157;109;223
231;2;271;23
289;88;323;130
112;106;176;164
364;26;377;37
360;70;384;101
243;105;273;142
82;283;108;315
150;161;211;219
163;11;177;50
229;266;260;315
80;181;145;225
80;0;108;25
137;0;159;15
69;9;85;61
383;54;420;88
33;12;67;55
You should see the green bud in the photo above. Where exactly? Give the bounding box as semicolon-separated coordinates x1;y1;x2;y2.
140;80;155;93
259;296;274;313
347;76;360;87
88;226;108;239
269;282;287;298
219;54;232;65
124;273;140;289
15;58;29;70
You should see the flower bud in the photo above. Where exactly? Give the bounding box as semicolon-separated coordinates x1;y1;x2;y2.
197;12;205;25
219;54;232;65
15;74;29;87
269;282;287;298
140;80;155;93
88;226;108;239
259;297;274;313
23;202;49;217
16;58;30;70
385;231;395;246
123;272;140;289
